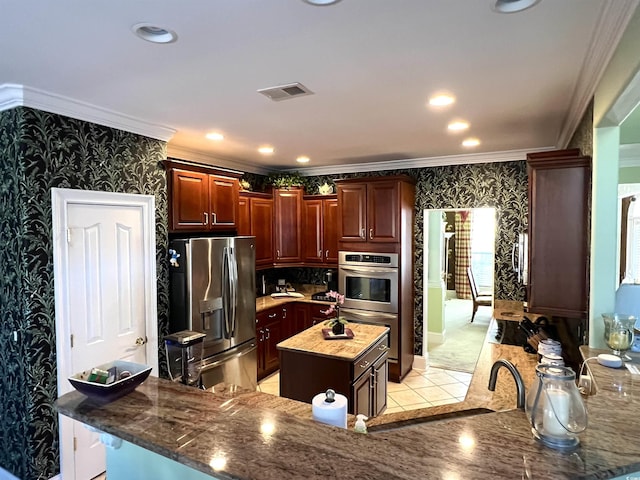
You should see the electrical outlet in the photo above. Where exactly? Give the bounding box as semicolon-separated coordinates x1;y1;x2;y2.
578;374;592;394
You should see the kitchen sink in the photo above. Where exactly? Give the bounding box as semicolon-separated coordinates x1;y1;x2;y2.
368;408;495;433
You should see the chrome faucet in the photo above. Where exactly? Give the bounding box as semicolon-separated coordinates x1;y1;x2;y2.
488;359;526;409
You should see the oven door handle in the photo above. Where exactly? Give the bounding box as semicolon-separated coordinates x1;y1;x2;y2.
340;308;398;320
339;266;397;274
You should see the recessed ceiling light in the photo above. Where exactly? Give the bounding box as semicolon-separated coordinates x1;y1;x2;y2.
258;146;275;155
302;0;342;5
132;23;178;44
206;132;224;141
428;94;455;107
492;0;541;14
296;156;310;164
462;138;481;147
448;121;470;132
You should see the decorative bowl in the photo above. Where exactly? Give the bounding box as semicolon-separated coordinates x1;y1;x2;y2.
69;360;152;402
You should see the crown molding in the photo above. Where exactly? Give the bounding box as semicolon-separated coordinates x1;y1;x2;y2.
0;84;176;142
620;143;640;167
290;147;554;176
556;0;640;147
166;143;271;175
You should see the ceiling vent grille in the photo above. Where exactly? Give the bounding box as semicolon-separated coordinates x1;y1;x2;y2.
257;82;314;101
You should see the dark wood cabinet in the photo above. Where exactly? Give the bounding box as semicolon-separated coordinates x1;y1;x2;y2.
337;183;367;242
351;353;388;418
278;326;389;416
239;192;274;268
164;160;241;233
335;175;415;382
256;306;287;380
170;169;209;230
209;175;239;228
526;149;591;319
336;176;414;252
274;188;303;265
302;195;338;265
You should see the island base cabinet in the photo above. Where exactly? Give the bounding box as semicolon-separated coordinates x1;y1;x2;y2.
351;353;388;418
279;335;388;417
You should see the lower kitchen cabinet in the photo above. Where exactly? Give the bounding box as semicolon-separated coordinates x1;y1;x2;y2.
278;325;389;417
352;353;388;418
256;306;287;380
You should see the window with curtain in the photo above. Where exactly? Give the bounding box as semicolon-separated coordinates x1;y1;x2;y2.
470;208;496;291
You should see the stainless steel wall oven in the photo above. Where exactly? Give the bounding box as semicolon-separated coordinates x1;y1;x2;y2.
338;251;399;362
338;252;399;314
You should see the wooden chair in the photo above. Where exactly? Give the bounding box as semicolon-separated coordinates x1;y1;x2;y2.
467;267;492;322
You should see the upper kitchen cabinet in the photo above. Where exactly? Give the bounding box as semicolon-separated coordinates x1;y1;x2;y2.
274;188;303;265
302;195;338;265
336;176;416;253
525;149;591;319
239;191;274;268
164;159;241;233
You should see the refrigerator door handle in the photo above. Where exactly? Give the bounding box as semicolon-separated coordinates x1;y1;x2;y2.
222;247;231;339
229;247;239;337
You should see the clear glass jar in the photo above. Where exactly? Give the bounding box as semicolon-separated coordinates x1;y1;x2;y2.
525;364;587;449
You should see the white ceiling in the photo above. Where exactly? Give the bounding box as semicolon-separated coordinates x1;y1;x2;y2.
0;0;637;174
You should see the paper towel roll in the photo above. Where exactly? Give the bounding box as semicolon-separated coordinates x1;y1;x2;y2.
312;390;348;429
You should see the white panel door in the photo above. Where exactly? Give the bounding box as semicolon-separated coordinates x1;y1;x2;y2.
67;202;148;480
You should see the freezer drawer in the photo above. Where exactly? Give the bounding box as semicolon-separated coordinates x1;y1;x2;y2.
200;341;258;391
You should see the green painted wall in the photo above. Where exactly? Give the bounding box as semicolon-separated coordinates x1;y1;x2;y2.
620;166;640;183
107;441;220;480
591;7;640;347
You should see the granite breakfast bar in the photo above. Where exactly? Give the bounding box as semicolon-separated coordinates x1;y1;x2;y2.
55;300;640;479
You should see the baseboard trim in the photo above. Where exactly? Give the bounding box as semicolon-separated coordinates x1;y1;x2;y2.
427;330;446;345
413;355;428;370
0;467;20;480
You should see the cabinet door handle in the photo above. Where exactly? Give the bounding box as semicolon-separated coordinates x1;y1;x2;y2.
360;228;365;239
203;212;208;225
370;372;376;389
359;360;370;368
276;249;280;259
282;308;287;318
265;328;270;340
268;313;277;319
369;228;374;240
325;249;329;258
211;212;217;224
258;329;264;341
318;249;322;257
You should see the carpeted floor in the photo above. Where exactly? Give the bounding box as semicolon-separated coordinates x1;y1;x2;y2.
427;298;492;373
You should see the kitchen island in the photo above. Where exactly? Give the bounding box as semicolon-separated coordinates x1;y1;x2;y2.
277;322;389;416
56;303;640;479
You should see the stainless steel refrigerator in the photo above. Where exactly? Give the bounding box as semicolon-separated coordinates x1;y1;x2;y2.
169;237;257;391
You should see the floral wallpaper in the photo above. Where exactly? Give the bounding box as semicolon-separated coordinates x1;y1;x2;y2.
0;107;169;480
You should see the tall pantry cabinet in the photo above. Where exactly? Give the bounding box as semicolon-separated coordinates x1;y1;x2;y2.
335;175;416;382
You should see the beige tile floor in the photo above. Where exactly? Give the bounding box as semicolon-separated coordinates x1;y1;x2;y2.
258;366;471;414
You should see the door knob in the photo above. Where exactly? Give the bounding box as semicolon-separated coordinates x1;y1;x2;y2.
135;336;147;346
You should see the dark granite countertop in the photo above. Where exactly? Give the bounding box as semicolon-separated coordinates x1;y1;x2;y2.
55;301;640;479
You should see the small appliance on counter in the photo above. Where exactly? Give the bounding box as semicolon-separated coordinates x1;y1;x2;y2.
164;330;206;386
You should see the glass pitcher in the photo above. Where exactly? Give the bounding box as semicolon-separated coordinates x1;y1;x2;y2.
602;313;635;359
525;364;587;449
